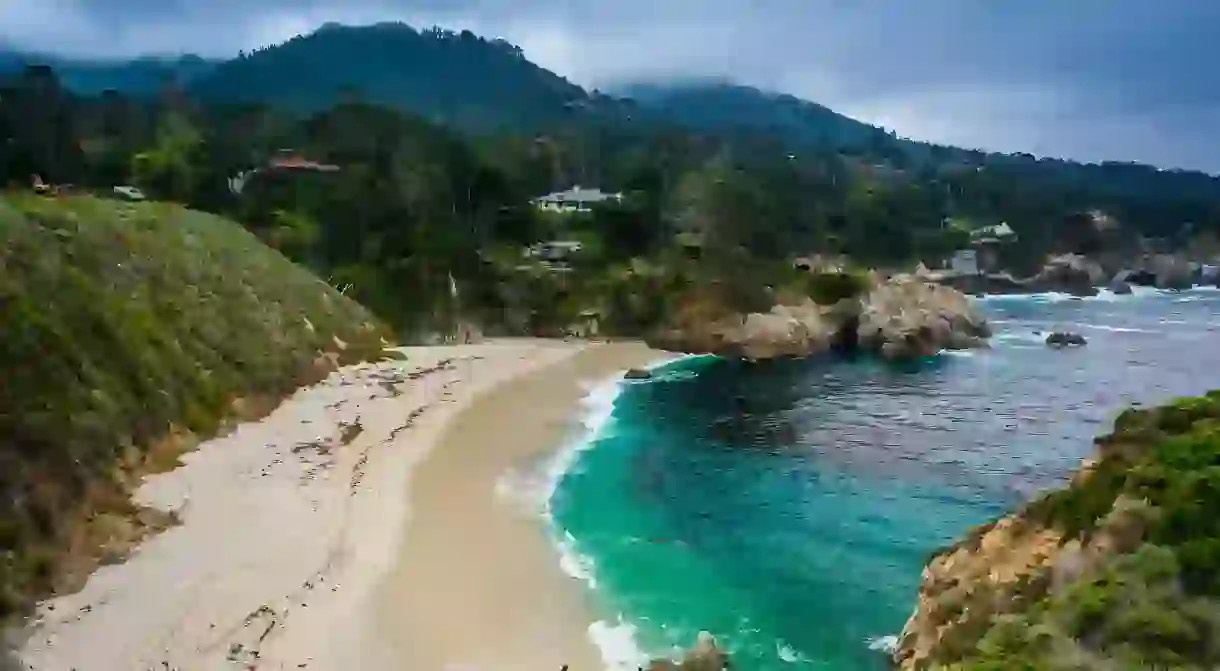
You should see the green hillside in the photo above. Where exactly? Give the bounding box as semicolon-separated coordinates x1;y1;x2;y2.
188;22;588;131
620;80;887;151
0;193;389;617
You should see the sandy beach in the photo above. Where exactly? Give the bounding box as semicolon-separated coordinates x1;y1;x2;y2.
375;341;667;671
15;338;666;671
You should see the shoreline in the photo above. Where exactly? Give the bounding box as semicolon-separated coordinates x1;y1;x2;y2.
15;338;622;671
372;341;670;671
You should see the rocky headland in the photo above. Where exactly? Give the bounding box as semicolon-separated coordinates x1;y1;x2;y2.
893;392;1220;670
647;274;992;361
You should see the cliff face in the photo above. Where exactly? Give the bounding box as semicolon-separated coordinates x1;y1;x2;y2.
894;392;1220;670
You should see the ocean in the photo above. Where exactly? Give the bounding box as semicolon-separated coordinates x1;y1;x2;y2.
545;286;1220;670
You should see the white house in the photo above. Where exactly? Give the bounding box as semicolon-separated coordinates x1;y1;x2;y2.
526;240;584;262
969;222;1016;243
533;185;622;213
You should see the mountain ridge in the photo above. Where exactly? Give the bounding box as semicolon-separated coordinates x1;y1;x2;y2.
0;48;216;94
3;21;1219;184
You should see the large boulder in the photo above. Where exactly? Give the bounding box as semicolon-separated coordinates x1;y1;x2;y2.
1148;253;1193;289
1107;272;1134;295
647;298;840;360
720;299;835;360
856;276;992;359
1029;254;1105;296
1046;331;1087;347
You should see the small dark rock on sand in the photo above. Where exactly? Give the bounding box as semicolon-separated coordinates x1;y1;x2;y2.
624;368;653;380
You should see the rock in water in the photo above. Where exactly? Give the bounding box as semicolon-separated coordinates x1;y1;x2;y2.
1149;253;1193;289
1045;331;1087;347
647;297;839;360
1107;275;1133;295
681;631;730;670
856;276;992;359
648;631;730;671
624;367;653;380
1030;254;1105;296
724;299;834;360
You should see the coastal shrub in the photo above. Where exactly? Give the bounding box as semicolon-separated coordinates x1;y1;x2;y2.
0;193;390;617
802;271;870;305
934;392;1220;670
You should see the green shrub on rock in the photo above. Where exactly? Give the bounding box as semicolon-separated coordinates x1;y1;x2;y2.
926;393;1220;670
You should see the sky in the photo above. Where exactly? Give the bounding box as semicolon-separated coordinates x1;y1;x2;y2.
3;0;1218;173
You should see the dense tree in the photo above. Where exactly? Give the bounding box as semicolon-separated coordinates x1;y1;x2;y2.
4;45;1220;336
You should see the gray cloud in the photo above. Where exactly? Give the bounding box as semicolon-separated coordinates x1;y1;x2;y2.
3;0;1218;172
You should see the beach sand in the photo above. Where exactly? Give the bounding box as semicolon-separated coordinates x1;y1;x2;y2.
15;339;667;671
375;341;667;671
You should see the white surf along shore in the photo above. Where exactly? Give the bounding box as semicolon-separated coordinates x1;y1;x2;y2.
496;353;714;671
17;338;637;671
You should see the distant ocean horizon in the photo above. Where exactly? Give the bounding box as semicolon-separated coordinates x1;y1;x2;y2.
530;285;1220;670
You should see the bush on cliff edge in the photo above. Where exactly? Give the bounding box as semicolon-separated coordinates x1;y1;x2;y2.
930;391;1220;670
0;193;389;617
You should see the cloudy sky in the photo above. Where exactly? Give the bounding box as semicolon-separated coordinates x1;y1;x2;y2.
3;0;1218;172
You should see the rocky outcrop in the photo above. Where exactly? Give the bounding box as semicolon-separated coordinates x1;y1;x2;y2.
727;300;836;359
647;631;730;671
856;276;992;359
894;393;1220;670
893;516;1065;670
624;367;653;380
649;278;991;361
1045;331;1087;347
647;298;839;360
1107;274;1133;294
1148;253;1193;289
941;272;1028;296
1028;254;1105;296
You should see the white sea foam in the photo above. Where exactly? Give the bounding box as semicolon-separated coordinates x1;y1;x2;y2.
976;290;1076;303
589;619;652;671
940;350;977;358
493;352;714;670
975;284;1169;303
992;331;1047;346
1076;323;1157;334
866;634;899;653
776;640;809;663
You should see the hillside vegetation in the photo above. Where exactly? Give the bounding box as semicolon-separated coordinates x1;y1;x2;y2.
5;23;1218;291
0;193;388;617
896;391;1220;670
189;22;587;131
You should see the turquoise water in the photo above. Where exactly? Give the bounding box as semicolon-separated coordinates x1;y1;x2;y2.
549;287;1220;670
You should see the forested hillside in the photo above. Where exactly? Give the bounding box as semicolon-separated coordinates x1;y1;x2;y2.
189;23;589;131
3;22;1220;341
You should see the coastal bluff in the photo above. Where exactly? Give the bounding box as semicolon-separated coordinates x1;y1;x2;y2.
893;391;1220;670
648;274;991;361
0;193;389;618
